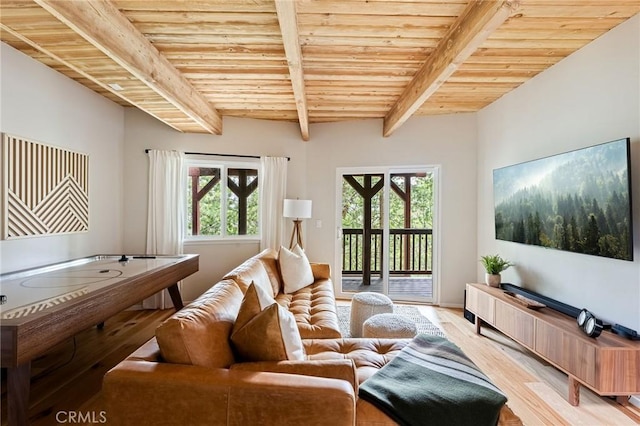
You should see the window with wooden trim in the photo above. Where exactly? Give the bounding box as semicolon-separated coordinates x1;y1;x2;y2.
186;160;259;239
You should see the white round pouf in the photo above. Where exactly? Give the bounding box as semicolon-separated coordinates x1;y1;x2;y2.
350;292;393;337
363;313;418;338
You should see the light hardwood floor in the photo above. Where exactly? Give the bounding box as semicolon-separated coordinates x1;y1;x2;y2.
1;306;639;425
418;306;640;426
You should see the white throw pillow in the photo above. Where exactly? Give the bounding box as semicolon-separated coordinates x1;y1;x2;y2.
276;305;305;360
279;245;314;294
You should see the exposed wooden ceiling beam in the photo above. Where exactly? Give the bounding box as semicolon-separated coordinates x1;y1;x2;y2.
383;0;520;137
275;0;310;141
0;22;185;133
34;0;222;135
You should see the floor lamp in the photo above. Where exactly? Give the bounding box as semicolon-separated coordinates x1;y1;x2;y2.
283;199;312;249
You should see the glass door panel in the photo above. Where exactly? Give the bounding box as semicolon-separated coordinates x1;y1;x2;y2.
388;172;434;301
340;173;385;295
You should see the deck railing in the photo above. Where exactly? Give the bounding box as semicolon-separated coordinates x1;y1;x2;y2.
342;228;433;277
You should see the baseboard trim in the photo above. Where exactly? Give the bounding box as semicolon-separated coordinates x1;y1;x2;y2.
438;302;463;309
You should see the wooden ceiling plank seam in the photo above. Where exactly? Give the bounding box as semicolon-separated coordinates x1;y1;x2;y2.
383;0;521;137
146;33;285;44
123;11;280;26
0;21;186;132
113;0;277;13
296;1;468;17
133;22;283;36
33;0;222;135
297;13;455;28
275;0;310;141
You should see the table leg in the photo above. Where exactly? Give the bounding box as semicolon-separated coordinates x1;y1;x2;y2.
167;283;184;310
8;362;31;426
475;317;483;334
615;396;629;406
568;375;580;406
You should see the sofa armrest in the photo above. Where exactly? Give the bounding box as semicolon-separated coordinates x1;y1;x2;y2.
231;359;358;392
103;360;355;426
310;262;331;280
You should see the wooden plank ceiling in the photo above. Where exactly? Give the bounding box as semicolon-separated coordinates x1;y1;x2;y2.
1;1;639;140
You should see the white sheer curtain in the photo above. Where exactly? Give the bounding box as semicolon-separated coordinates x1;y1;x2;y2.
260;156;288;251
144;150;185;309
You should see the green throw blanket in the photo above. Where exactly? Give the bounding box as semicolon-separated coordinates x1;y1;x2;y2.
359;334;507;426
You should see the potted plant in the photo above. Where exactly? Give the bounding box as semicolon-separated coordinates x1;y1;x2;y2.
479;254;513;287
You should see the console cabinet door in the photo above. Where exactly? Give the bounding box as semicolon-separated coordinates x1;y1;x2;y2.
536;321;597;387
466;285;495;324
494;300;535;349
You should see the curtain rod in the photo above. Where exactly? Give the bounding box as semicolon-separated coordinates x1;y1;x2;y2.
144;149;290;161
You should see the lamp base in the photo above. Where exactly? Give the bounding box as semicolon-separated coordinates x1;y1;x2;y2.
289;219;304;250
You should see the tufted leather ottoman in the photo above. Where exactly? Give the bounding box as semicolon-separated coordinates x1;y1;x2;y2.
362;313;418;338
350;292;394;337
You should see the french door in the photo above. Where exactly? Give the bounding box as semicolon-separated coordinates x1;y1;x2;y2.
335;166;439;303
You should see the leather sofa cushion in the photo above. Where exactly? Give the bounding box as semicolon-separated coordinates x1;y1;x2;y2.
276;279;342;339
155;279;243;368
310;263;331;280
224;255;275;297
225;371;356;426
303;338;410;383
231;359;358;393
104;360;356;426
357;399;398;425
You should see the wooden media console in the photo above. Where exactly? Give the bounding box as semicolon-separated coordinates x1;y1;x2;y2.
465;283;640;406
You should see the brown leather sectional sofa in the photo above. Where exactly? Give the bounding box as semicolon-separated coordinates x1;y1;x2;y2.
103;248;409;425
102;249;511;425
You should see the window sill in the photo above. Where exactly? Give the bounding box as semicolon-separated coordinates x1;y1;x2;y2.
183;238;260;246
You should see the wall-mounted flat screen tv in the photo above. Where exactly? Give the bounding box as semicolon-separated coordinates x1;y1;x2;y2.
493;137;633;261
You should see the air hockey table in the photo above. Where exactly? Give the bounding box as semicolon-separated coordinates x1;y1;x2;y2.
0;254;199;426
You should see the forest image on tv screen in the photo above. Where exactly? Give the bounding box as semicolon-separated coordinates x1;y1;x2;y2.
493;138;633;261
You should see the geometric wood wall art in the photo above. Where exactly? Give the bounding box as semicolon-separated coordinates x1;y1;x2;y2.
1;133;89;240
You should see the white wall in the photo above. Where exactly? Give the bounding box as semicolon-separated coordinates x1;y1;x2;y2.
477;15;640;331
0;43;125;272
122;109;308;301
306;115;478;306
123;109;478;304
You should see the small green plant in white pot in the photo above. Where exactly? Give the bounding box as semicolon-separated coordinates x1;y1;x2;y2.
479;254;513;287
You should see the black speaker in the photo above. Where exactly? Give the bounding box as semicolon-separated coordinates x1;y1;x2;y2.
463;290;475;324
577;308;603;338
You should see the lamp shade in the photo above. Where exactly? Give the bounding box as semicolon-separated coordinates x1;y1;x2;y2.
283;199;312;219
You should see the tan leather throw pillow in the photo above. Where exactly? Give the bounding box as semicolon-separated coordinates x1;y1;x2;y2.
233;281;276;332
278;245;314;294
231;302;305;362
